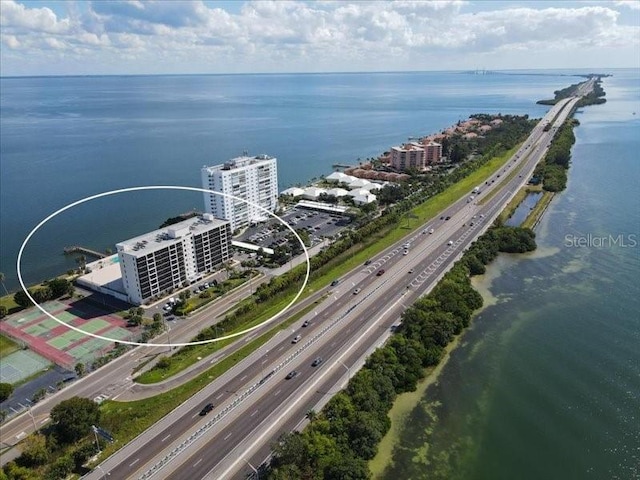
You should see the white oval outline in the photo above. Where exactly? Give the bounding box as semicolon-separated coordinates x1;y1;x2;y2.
17;186;310;347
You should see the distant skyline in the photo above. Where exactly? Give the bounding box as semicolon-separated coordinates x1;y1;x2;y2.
1;0;639;76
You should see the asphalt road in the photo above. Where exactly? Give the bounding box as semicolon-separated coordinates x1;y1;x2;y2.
80;97;580;479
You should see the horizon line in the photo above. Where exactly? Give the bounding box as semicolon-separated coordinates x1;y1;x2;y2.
1;67;632;80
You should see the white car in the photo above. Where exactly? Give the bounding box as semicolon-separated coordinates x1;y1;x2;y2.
447;240;454;246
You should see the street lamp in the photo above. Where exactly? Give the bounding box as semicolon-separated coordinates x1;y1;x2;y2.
244;459;259;479
27;404;37;432
96;465;110;479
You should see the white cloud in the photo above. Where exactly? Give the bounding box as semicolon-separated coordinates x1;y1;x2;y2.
0;0;638;75
615;0;640;10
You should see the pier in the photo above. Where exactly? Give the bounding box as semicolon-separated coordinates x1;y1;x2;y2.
63;246;106;259
332;163;352;169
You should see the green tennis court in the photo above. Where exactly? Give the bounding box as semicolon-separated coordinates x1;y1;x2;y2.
80;318;111;334
56;311;77;323
41;318;62;330
9;309;45;325
105;327;134;341
25;324;49;336
48;329;86;349
0;350;51;384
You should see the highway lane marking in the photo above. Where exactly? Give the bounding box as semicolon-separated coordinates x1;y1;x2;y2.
129;458;140;467
215;393;223;400
193;459;203;467
250;409;259;417
240;375;248;381
223;432;232;441
274;389;281;396
214;291;408;480
161;434;171;442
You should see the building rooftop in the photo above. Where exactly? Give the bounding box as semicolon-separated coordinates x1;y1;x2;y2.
117;214;229;255
202;154;275;174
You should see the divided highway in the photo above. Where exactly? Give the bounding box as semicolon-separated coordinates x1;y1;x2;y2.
81;96;580;479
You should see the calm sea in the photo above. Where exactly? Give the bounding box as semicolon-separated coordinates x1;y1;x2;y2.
381;70;640;480
1;69;584;291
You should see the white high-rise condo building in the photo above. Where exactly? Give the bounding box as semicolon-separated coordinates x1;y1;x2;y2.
201;154;278;232
116;214;231;305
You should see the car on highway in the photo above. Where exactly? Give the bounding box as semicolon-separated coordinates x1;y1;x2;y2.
408;269;414;274
302;320;310;327
330;280;340;287
199;403;214;416
403;250;409;256
364;259;372;265
376;269;385;276
448;240;454;246
353;288;362;295
311;357;323;367
292;335;302;344
285;370;299;380
429;228;434;234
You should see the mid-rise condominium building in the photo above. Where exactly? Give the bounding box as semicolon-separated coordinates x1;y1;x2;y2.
116;214;231;305
423;140;443;164
201;154;278;232
390;142;427;171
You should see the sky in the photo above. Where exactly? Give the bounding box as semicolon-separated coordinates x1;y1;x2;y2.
1;0;639;76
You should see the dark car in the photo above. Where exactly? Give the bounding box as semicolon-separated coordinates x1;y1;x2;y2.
445;216;451;221
302;320;310;327
199;403;214;416
330;280;339;287
311;357;323;367
376;269;385;276
364;259;372;265
285;370;299;380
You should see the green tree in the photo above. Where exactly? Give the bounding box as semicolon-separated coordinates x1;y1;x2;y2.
74;363;86;377
0;383;14;402
3;462;39;480
46;278;72;298
0;305;7;318
0;410;7;423
32;388;47;403
45;454;74;480
13;290;32;308
152;313;163;324
18;433;49;466
50;397;100;444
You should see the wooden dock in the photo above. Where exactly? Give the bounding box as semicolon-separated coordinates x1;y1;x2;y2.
63;246;106;259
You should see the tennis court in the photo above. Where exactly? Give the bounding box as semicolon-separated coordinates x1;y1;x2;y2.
0;350;51;384
0;298;134;369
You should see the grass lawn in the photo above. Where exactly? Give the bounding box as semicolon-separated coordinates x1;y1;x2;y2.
0;334;20;358
0;294;23;315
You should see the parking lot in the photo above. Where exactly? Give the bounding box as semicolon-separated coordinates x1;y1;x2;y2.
237;206;351;249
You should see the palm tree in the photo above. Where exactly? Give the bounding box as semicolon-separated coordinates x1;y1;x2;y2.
305;409;317;431
0;272;8;296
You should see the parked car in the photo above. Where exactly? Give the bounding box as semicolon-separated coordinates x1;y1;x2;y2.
199;403;214;416
448;240;454;246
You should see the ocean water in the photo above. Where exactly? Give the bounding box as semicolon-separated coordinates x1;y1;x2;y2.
0;70;586;291
381;70;640;480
